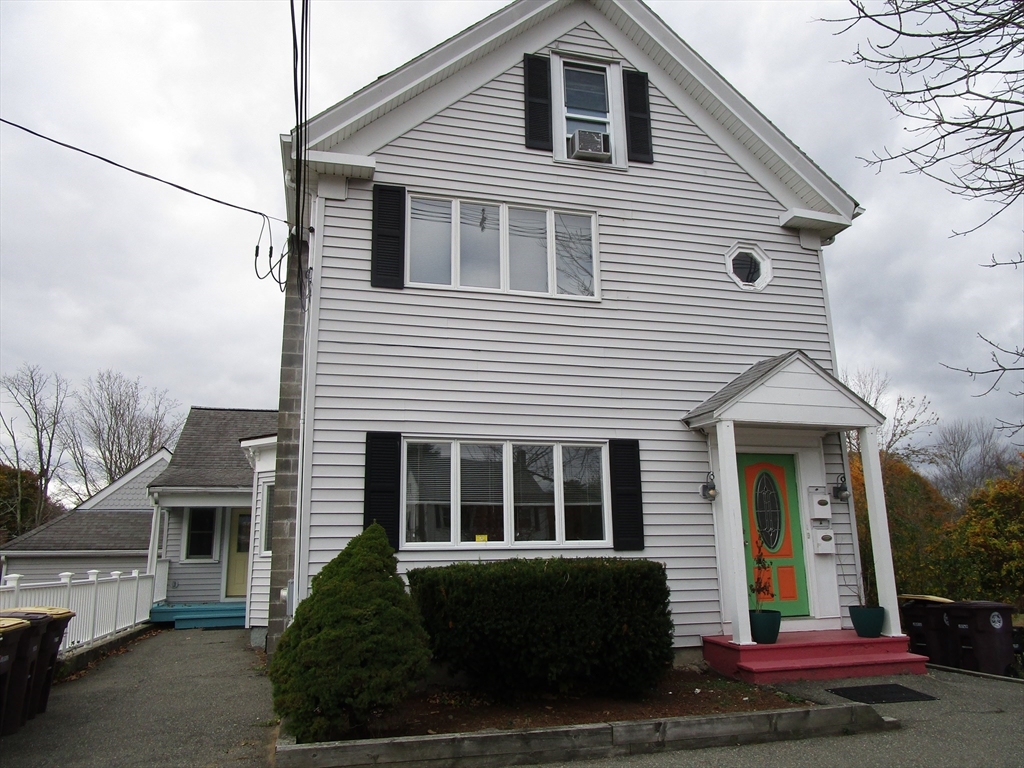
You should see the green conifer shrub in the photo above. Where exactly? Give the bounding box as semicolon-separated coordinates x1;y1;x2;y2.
269;523;430;742
408;557;674;697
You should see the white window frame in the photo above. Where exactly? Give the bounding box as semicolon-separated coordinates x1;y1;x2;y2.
724;241;773;292
400;438;613;550
550;51;627;169
405;195;600;300
181;507;221;563
259;482;275;557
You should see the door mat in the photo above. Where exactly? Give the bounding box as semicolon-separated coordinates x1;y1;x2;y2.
826;684;937;704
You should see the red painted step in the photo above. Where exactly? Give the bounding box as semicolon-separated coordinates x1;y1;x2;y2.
702;629;928;683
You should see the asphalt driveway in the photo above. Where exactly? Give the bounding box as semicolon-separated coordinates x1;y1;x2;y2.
2;628;276;768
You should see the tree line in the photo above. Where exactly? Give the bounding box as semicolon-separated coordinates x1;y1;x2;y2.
843;367;1022;609
0;363;185;541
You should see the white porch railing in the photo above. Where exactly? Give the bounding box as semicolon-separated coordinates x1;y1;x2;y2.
153;558;169;603
1;569;155;654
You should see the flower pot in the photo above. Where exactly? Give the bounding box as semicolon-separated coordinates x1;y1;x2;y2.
849;605;886;638
749;609;781;644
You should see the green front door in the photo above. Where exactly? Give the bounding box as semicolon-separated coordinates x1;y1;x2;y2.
737;453;809;617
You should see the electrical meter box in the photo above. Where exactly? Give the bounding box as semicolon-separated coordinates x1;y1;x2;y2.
808;486;832;520
812;528;836;554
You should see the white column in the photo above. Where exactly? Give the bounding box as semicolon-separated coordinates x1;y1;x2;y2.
87;570;100;643
858;427;903;636
146;501;162;575
716;420;753;645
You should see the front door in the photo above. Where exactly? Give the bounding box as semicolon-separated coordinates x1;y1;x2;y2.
737;454;808;616
225;507;251;598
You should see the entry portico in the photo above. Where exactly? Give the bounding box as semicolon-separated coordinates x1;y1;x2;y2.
683;350;903;647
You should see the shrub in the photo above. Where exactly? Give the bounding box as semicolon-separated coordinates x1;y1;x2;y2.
268;524;431;742
408;557;674;697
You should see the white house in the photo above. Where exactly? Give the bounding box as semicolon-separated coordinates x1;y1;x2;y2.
147;407;277;629
0;449;171;585
266;0;920;680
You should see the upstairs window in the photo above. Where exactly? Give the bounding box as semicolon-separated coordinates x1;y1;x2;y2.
524;53;652;166
407;196;597;298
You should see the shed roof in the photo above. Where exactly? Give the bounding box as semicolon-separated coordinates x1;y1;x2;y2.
149;407;278;490
1;509;151;552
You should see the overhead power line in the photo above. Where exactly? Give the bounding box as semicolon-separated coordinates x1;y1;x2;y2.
0;117;288;225
1;116;288;291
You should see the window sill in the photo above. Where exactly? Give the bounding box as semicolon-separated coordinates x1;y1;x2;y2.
551;157;630;173
400;541;612;551
402;282;602;303
179;557;219;564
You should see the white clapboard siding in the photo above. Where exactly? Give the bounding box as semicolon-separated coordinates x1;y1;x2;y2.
302;23;850;646
246;471;274;627
1;555;148;585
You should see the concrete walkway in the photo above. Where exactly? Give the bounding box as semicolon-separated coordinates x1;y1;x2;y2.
528;669;1024;768
2;628;275;768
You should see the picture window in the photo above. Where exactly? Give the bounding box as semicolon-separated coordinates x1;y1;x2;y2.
403;440;609;547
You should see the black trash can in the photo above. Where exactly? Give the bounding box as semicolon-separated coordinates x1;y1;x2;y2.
947;601;1015;676
899;595;953;665
0;610;50;736
0;617;31;740
18;607;76;716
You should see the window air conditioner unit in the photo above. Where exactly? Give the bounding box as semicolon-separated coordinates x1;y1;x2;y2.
569;129;611;160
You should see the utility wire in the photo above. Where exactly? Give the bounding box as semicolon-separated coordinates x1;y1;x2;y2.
0;117;287;225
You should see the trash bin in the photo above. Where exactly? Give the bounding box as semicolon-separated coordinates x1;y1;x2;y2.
947;601;1015;676
0;617;31;740
17;607;76;716
0;610;50;736
899;594;953;665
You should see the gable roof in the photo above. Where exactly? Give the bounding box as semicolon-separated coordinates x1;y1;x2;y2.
0;510;151;553
286;0;859;236
683;350;885;430
77;448;172;511
149;407;278;490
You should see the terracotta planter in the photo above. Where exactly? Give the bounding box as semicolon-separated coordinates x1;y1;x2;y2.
849;605;886;638
749;609;781;644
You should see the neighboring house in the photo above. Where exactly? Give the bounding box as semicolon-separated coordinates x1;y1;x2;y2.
0;449;171;585
147;407;277;629
266;0;917;678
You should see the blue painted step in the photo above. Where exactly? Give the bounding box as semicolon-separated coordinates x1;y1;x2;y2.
150;602;245;629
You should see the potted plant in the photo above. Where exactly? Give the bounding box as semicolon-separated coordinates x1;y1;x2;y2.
836;534;886;638
748;542;781;644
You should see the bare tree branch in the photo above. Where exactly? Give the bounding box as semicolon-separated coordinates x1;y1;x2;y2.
830;0;1024;231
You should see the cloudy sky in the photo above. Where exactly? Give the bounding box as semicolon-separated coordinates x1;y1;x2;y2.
1;0;1021;445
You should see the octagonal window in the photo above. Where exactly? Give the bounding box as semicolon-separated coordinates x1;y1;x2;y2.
724;242;772;291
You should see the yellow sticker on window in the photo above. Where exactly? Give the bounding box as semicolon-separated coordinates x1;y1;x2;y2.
475;534;488;542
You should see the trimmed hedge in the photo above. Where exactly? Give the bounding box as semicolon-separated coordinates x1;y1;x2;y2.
269;524;431;742
408;557;674;697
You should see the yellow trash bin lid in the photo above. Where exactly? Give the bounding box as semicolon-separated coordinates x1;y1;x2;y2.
16;606;76;619
0;617;31;634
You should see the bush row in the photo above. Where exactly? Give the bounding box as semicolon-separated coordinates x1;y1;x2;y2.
408;557;674;696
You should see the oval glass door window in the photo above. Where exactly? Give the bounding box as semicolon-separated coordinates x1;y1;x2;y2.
754;471;782;551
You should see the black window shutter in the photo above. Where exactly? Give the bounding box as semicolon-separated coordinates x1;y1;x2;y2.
609;439;644;551
364;432;402;549
523;54;552;151
371;185;406;289
623;70;653;164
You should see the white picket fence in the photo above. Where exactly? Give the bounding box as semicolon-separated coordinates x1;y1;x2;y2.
1;560;169;654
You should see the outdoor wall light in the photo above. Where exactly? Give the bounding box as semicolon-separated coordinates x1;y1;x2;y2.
700;472;717;501
832;474;851;502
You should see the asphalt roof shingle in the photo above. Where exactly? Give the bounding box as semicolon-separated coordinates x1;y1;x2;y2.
149;407;278;489
1;510;152;552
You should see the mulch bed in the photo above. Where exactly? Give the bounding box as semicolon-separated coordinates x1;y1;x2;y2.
359;667;807;739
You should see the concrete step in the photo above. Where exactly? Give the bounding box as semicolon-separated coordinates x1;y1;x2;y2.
735;651;928;683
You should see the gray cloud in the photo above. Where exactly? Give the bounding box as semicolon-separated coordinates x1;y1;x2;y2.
1;0;1020;438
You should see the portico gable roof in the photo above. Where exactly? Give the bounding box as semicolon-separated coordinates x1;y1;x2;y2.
683;350;884;432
